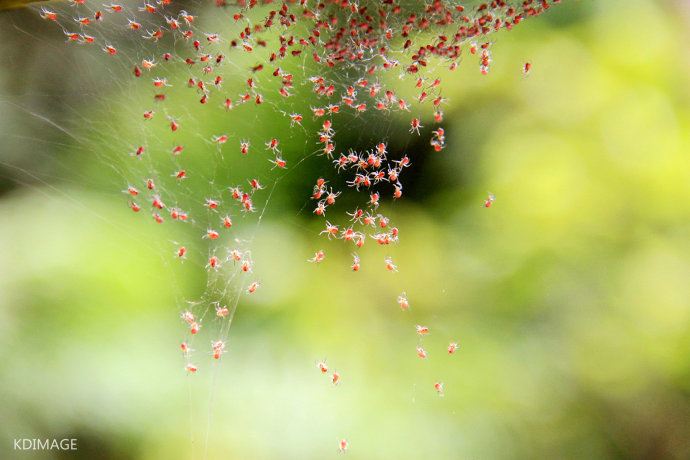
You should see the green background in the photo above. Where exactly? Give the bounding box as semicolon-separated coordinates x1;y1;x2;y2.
0;0;689;458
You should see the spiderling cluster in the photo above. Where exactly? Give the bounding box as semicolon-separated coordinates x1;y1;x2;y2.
36;0;558;451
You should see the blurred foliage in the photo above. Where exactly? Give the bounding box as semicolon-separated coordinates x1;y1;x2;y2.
0;0;38;10
1;0;690;459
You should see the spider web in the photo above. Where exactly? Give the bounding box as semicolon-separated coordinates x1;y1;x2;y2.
9;0;560;454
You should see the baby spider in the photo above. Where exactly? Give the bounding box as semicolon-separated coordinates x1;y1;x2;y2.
247;281;260;294
205;198;220;210
249;179;264;191
40;8;58;20
215;304;229;317
484;193;496;208
325;189;341;206
103;44;117;55
409;117;422;134
434;382;444;396
369;192;380;208
416;346;428;359
125;185;139;196
397;292;409;311
321;222;339;239
240;259;252;273
308;250;325;263
269;155;287;169
314;201;327;216
355;234;365;248
393;185;403;199
153;77;169;88
289;113;303;126
205;229;220;240
523;62;532;76
384;257;397;272
207;256;221;270
151;195;165;210
265;138;280;152
181;311;195;325
351;254;361;272
228;249;243;262
213;134;229;144
212;340;226;359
